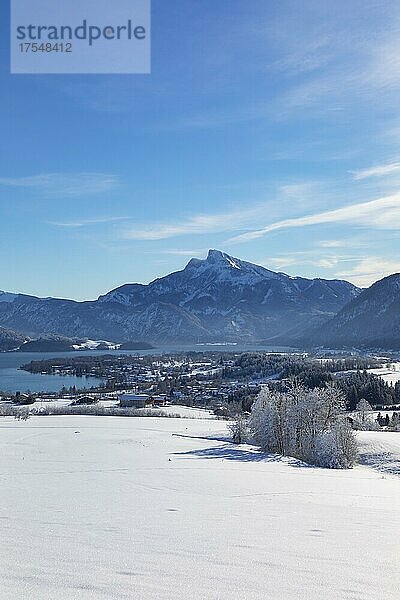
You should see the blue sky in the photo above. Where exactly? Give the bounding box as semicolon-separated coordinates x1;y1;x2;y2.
1;0;400;299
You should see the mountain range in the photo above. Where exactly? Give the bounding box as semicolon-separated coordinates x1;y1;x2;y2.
0;250;398;350
0;326;26;351
308;272;400;349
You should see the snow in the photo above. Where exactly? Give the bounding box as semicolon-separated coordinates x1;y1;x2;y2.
0;291;18;303
4;400;215;419
71;339;117;350
185;249;279;286
159;405;215;419
224;254;241;269
367;363;400;386
0;416;399;599
357;430;400;476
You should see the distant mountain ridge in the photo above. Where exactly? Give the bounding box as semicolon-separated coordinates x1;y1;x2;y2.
0;250;360;344
309;273;400;349
0;326;27;351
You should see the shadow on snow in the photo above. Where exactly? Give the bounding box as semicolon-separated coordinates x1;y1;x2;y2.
173;438;312;468
358;451;400;476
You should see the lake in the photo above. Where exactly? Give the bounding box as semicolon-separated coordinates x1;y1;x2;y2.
0;351;105;393
0;344;298;393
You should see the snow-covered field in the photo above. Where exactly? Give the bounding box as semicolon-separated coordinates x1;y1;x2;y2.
1;416;399;599
158;404;214;419
367;362;400;386
1;400;215;420
358;430;400;476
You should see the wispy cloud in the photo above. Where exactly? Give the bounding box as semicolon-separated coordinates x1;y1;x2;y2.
118;181;328;242
263;249;400;287
265;251;357;272
351;161;400;180
318;240;346;248
227;194;400;244
161;6;400;129
269;35;335;76
49;216;128;228
119;204;269;241
336;257;400;287
0;172;119;196
160;248;207;257
266;255;304;270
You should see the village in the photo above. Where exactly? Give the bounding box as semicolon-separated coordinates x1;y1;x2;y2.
1;352;265;414
1;350;399;418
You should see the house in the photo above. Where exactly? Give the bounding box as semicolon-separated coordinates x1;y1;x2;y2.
151;394;167;406
70;395;98;406
13;392;35;406
118;393;149;409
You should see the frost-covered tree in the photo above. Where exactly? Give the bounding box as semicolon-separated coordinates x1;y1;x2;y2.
228;414;249;444
0;405;30;420
248;388;286;454
248;384;357;469
389;412;400;431
355;398;373;422
352;398;378;430
14;407;30;421
314;419;358;468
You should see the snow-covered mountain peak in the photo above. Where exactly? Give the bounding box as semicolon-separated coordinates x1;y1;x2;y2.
0;291;18;303
0;250;363;344
206;249;239;267
185;250;240;272
190;249;280;283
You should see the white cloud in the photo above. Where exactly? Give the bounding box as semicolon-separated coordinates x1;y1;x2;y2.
0;172;119;196
318;240;345;248
270;35;335;76
265;256;301;270
336;257;400;287
263;251;399;287
160;248;207;257
119;204;269;241
118;192;400;247
264;251;358;273
227;193;400;244
119;181;329;242
49;216;128;228
351;162;400;180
